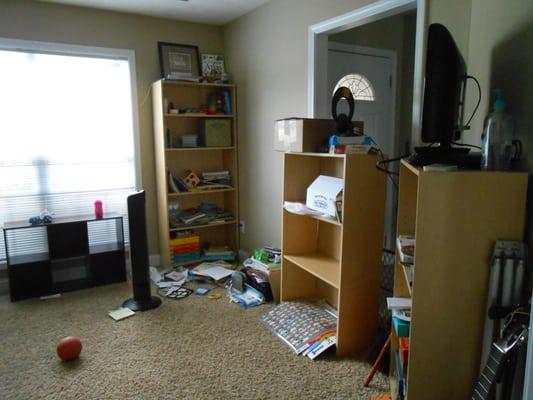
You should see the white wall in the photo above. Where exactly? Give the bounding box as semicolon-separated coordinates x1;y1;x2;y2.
224;0;376;252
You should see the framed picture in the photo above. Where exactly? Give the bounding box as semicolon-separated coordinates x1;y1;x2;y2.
158;42;200;80
201;53;226;79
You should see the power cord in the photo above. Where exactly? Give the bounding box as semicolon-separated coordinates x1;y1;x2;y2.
463;75;481;130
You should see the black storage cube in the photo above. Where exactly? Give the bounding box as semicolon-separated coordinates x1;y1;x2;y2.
90;251;126;286
47;222;89;258
8;261;52;301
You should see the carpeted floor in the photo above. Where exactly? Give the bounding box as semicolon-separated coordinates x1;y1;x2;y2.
0;282;388;399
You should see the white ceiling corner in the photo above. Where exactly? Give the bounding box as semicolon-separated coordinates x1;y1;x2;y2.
39;0;271;25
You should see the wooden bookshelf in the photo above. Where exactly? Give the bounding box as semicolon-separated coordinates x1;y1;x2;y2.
281;153;386;356
389;160;528;399
152;80;239;268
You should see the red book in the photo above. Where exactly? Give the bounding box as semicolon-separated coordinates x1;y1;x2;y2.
172;243;200;253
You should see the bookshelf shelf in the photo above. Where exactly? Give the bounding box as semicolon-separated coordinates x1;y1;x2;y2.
165;147;235;152
167;188;235;197
389;159;528;400
284;254;340;288
152;80;239;267
281;153;386;356
164;113;234;118
169;220;237;232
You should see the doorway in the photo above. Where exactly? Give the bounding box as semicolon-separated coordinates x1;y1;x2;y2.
309;0;425;248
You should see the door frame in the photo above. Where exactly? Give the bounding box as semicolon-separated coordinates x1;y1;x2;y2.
327;41;398;154
308;0;427;149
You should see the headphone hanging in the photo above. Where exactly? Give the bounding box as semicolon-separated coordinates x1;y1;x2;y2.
331;86;355;136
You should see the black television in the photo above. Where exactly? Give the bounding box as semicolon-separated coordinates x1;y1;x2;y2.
416;23;468;157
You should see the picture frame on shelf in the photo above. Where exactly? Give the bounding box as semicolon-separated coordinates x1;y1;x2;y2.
158;42;201;81
201;53;226;82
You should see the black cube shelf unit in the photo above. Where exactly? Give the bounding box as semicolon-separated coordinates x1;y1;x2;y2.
3;213;126;301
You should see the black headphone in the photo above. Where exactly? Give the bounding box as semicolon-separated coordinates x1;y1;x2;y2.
331;86;355;136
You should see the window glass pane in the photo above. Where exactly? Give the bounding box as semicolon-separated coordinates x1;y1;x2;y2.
334;73;376;101
0;48;136;261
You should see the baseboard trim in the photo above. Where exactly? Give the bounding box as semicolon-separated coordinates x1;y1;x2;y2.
149;254;160;268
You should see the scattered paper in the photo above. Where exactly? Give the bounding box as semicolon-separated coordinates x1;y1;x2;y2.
150;266;162;283
40;293;61;300
108;307;135;321
192;262;234;281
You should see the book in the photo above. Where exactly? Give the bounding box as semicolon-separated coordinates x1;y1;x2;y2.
108;307;135;321
169;235;199;246
179;209;207;224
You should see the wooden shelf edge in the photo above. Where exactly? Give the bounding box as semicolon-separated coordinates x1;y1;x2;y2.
283;253;340;288
169;220;237;232
166;147;235;151
164;113;234;118
401;264;413;298
168;188;235;197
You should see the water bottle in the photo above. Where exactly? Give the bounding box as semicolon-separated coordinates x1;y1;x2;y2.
481;89;517;170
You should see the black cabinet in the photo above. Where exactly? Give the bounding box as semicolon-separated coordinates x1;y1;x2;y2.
3;213;126;301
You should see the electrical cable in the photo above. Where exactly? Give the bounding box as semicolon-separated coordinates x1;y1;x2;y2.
463;75;481;130
451;141;482;150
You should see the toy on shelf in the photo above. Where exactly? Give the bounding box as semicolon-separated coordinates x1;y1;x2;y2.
207;90;232;115
29;209;54;225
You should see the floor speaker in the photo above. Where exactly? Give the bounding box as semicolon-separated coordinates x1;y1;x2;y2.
122;190;161;311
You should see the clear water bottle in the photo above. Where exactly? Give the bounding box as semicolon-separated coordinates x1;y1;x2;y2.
481;89;514;170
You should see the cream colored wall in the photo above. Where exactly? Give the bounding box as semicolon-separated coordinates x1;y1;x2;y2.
0;0;224;256
466;0;533;250
224;0;375;252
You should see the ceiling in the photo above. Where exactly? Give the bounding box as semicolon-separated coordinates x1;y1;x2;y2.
40;0;271;25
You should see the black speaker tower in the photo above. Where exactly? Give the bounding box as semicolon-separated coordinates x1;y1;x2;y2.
122;190;161;311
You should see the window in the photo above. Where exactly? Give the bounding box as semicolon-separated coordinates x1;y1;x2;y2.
0;40;139;261
333;73;376;101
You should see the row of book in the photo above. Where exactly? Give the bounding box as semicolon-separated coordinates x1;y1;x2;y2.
169;234;235;264
174;206;233;228
168;170;232;193
388;296;411;399
170;234;200;264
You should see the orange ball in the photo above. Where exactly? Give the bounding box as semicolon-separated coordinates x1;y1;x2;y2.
57;336;82;362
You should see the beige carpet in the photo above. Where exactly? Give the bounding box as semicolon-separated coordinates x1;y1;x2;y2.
0;282;388;399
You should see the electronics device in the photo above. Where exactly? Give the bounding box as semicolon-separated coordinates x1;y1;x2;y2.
412;23;474;165
331;86;355;136
122;190;162;311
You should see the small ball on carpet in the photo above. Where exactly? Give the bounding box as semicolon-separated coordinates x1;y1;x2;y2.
57;336;82;362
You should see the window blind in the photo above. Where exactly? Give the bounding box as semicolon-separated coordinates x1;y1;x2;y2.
0;48;137;261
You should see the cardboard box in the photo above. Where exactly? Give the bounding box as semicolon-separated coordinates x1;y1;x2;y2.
274;118;335;152
269;266;281;303
306;175;344;217
274;118;364;152
201;119;232;147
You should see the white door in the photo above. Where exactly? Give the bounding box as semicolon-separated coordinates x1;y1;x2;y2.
327;43;396;248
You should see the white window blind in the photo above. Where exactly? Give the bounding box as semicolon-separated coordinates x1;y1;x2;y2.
0;45;138;261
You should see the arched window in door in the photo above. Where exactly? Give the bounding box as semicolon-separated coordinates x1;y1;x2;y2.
333;73;376;101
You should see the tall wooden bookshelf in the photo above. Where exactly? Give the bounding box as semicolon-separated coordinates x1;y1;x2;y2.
390;160;528;399
152;80;239;268
281;153;386;356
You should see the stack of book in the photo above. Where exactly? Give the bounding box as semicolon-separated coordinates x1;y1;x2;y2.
198;170;232;190
173;205;234;228
181;134;199;148
169;234;200;264
202;245;235;262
